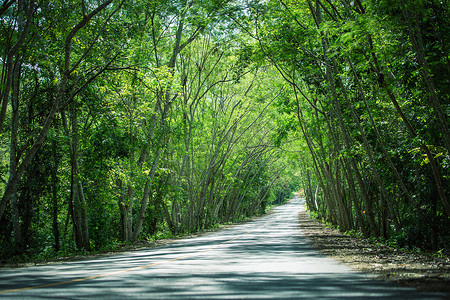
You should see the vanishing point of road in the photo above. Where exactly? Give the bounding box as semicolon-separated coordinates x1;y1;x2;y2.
0;197;446;299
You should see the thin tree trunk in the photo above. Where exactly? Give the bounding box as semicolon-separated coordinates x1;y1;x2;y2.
69;108;90;251
343;158;369;236
399;0;450;152
0;0;33;133
367;34;450;218
348;57;415;206
51;139;60;252
9;60;21;252
334;64;401;232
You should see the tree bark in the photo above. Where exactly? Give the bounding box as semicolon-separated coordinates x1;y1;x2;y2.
51;139;60;252
9;59;22;252
67;108;90;251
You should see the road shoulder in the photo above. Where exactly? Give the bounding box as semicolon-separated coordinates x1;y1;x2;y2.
298;209;450;294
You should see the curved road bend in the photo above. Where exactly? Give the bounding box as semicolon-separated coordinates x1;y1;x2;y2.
0;197;446;299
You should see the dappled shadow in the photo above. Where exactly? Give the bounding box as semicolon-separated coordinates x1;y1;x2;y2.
298;209;450;294
0;198;446;299
2;268;443;299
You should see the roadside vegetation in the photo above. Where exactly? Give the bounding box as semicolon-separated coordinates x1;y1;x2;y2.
1;0;448;266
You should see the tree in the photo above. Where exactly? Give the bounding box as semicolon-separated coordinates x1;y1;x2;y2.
248;0;449;249
1;0;124;252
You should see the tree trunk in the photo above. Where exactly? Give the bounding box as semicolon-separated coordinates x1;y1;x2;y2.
347;57;415;207
367;34;450;218
334;64;401;232
51;139;60;252
0;0;33;133
399;0;450;152
9;60;22;252
343;158;369;237
69;108;90;251
131;180;150;242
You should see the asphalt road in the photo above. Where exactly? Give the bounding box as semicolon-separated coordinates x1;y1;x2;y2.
0;197;446;299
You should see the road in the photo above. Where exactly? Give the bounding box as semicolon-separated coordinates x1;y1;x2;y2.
0;197;446;299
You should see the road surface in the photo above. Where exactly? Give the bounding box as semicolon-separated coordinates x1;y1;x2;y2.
0;197;446;299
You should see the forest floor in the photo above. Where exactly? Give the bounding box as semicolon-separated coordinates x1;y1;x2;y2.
298;210;450;294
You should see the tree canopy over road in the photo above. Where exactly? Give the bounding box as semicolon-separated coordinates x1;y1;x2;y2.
1;0;449;262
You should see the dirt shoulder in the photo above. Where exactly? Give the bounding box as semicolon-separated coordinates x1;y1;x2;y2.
298;210;450;294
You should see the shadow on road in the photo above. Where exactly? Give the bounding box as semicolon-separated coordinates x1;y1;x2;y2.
0;198;446;299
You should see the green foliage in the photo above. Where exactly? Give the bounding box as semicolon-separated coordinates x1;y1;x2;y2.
0;0;303;263
252;0;449;252
2;0;447;263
